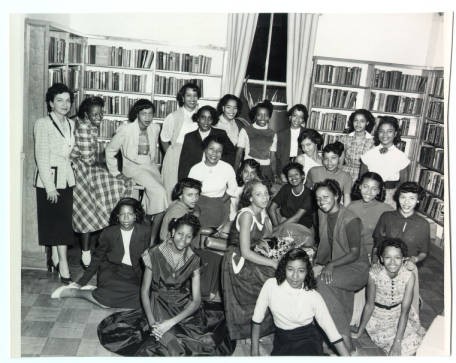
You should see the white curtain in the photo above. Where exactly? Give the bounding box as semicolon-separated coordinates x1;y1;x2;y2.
221;13;258;97
286;13;319;107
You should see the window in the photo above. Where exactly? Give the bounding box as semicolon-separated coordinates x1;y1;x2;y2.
242;13;287;109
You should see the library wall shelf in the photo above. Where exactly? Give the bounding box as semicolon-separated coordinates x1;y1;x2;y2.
84;89;153;96
426;117;444;124
85;64;153;71
371;110;421;117
314;83;368;90
156;69;223;78
370;87;425;95
418;212;444;227
311;106;357;112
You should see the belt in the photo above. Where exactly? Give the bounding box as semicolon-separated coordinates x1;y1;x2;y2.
384;180;400;189
375;301;401;310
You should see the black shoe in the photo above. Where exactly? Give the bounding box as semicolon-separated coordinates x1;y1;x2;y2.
60;276;72;285
80;260;90;270
47;261;59;273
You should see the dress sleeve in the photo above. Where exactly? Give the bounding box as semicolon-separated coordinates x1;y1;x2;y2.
252;279;272;324
237;128;248;149
225;164;239;197
105;125;126;176
345;218;361;250
74;123;96;165
160;112;175;142
34;118;56;193
141;248;153;271
272;184;286;206
313;291;343;343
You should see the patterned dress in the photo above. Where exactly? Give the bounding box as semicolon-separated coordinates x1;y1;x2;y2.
366;266;426;356
71;119;132;233
339;133;374;181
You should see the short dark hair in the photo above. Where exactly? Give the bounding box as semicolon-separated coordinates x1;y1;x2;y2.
347;109;376;133
109;197;145;225
323;141;344;157
351;172;386;202
171;178;202;201
77;96;104;119
314;179;342;204
202;134;225;151
378;238;409;260
373;116;402;146
128;99;155;122
287;104;309;124
393;181;424;208
236;159;262;186
176;83;201;107
239;180;269;209
45;83;74;113
168;213;201;238
282;162;305;178
217;94;242;118
248;99;274;122
275;248;316;290
298;129;324;150
191;105;219;126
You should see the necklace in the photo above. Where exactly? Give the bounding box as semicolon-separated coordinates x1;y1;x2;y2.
291;183;305;197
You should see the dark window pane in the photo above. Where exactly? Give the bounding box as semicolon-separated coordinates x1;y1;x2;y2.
245;13;271;81
267;13;287;82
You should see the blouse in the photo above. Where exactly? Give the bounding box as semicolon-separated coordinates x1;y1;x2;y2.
361;145;410;182
188;160;237;198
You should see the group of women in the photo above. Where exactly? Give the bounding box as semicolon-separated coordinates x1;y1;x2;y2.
35;82;429;356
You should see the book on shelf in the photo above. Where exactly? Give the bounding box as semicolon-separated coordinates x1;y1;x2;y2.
312;88;357;109
419;193;444;224
48;36;66;63
419;145;444;173
430;75;444;98
84;93;144;116
68;42;83;63
156;51;212;74
86;45;154;69
308;111;347;132
398;117;417;137
418;169;444;199
154;75;204;97
321;133;342;146
369;92;423;115
84;70;148;93
427;100;444;122
314;64;362;86
99;119;128;139
153;99;178;118
422;122;444;147
372;68;427;92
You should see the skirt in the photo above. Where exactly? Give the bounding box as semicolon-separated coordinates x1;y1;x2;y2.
36;186;74;246
271;323;323;356
197;195;230;229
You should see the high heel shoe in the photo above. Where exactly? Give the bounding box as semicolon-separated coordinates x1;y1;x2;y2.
60;275;72;285
47;261;59;274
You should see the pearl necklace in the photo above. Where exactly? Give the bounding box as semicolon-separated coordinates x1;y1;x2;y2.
291;183;305;197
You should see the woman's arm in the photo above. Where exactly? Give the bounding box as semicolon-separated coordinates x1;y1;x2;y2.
105;127;124;177
234;147;244;172
238;212;277;269
141;267;156;328
250;322;261;356
339;150;346;168
389;272;415;356
268;201;281;226
352;275;376;338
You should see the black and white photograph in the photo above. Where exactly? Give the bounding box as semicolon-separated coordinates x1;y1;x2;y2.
6;0;455;360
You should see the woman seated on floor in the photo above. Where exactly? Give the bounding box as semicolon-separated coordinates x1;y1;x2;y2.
51;198;151;309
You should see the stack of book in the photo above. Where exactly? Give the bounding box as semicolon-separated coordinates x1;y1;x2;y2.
153;99;178;118
427;101;444;121
154;76;204;97
308;111;347;132
398;117;417;137
49;36;66;63
86;45;154;69
430;76;444;97
422;123;444;147
419;145;444;173
419;194;444;224
156;51;212;74
84;70;148;93
418;169;444;199
314;65;362;86
99;119;128;139
312;88;357;109
68;42;83;63
372;69;427;92
369;93;423;115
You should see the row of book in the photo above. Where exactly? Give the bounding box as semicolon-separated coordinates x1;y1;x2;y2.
427;100;444;121
369;93;423;115
308;111;347;132
418;194;444;225
321;133;341;147
156;51;212;74
84;71;148;93
86;45;155;69
397;117;417;137
49;37;66;63
418;169;444;199
83;94;143;116
314;65;362;86
372;69;427;92
98;119;127;139
312;88;357;109
153;99;178;119
49;68;81;90
422;122;444;148
430;76;444;98
154;76;204;97
68;42;83;64
419;146;444;173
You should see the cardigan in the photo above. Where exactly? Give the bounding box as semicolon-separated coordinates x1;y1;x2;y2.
34;114;75;193
77;223;152;286
276;127;305;175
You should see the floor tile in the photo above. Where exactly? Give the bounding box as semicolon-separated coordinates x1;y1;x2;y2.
62;296;95;309
21;306;31;320
34;293;66;308
21;336;48;355
76;339;117;357
83;323;101;341
49;322;86;339
24;306;61;322
21;321;55;337
41;337;81;356
21;293;39;307
56;308;92;324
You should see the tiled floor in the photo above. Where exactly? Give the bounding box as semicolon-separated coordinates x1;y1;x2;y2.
20;255;444;357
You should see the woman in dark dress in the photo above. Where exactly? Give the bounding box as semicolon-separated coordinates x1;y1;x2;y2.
97;214;235;356
51;198;151;309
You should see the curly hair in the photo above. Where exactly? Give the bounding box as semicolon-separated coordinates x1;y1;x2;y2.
217;94;243;118
201;134;225;151
77;96;104;120
275;248;316;290
393;181;424;208
322;141;344;157
239;180;269;209
314;179;342;204
236;159;262;186
351;172;386;202
347;109;376;133
176;82;201;107
298;129;324;151
128;99;155;122
248;99;274;122
191;105;219;126
45;83;74;113
109;197;145;226
282;162;305;178
287;104;309;124
171;177;202;201
373;116;402;146
377;238;409;260
168;213;201;237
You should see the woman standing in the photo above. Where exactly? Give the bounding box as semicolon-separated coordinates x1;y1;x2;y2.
71;96;133;268
34;83;75;283
339;109;375;181
215;93;249;149
294;129;323;178
160;83;200;201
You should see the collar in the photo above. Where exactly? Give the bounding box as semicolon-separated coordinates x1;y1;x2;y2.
349;131;373;139
253;123;268;130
